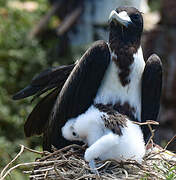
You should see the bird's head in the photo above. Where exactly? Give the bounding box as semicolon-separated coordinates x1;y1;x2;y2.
61;119;82;142
109;7;143;48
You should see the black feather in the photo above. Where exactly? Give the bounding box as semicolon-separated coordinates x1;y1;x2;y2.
24;88;59;137
12;64;74;100
44;40;111;151
141;54;162;142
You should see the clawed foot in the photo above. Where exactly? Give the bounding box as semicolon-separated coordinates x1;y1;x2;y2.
89;160;100;176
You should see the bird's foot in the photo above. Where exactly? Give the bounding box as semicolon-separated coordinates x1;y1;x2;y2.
89;160;100;177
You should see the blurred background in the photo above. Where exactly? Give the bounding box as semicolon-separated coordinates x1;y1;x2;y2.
0;0;175;179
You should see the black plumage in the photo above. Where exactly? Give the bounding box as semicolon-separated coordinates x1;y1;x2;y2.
13;64;74;100
44;40;111;150
24;88;59;137
13;7;163;151
141;54;162;141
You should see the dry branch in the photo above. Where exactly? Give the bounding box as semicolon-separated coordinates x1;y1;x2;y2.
1;141;176;180
56;6;83;36
28;1;63;39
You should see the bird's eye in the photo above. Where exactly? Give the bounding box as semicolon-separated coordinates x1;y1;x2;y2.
72;132;77;136
131;14;139;20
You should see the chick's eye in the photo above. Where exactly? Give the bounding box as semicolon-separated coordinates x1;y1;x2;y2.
72;132;77;136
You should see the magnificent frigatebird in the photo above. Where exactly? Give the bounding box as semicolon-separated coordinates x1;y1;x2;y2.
13;7;162;151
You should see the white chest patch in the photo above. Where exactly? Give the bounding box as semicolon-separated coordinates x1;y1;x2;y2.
94;47;145;121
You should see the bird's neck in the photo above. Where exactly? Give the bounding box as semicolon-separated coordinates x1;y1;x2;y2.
109;31;141;52
108;36;141;86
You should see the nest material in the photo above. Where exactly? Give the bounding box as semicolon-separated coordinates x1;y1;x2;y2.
1;142;176;180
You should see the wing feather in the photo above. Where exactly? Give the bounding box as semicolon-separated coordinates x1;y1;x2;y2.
141;54;162;141
12;64;74;100
24;88;59;137
44;40;111;151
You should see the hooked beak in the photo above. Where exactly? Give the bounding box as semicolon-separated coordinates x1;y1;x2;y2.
109;10;132;28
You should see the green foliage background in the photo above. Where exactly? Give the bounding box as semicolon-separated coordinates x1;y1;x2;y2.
0;0;51;179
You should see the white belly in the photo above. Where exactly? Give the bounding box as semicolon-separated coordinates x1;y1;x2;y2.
94;47;145;121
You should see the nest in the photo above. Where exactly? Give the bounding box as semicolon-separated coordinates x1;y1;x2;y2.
1;139;176;180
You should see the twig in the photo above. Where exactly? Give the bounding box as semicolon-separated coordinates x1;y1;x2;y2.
133;120;159;149
0;145;24;178
0;161;56;180
1;140;176;180
75;174;97;180
122;169;128;179
164;135;176;150
146;123;155;148
28;1;63;38
56;6;83;36
44;170;49;179
73;167;85;180
23;167;53;174
22;145;44;155
133;120;159;126
96;161;111;170
146;149;166;160
53;165;65;180
38;144;84;161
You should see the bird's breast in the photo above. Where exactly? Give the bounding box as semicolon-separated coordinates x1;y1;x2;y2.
94;47;145;122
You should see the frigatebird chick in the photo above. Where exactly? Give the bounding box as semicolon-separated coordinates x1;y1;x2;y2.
62;104;145;172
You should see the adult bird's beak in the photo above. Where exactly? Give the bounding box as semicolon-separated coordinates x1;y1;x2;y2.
109;10;132;28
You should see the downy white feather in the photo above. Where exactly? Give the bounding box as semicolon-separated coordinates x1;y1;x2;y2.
62;105;145;163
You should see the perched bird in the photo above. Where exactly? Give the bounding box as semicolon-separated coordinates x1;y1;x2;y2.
13;7;162;151
62;104;145;164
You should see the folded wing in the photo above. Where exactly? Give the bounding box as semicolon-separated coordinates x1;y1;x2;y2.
44;40;111;151
141;54;162;141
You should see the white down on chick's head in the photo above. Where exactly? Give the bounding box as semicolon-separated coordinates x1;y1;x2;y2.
61;119;83;142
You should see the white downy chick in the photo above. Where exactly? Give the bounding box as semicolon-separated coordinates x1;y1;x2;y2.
62;105;145;164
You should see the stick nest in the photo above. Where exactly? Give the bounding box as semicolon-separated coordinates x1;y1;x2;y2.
1;141;176;180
